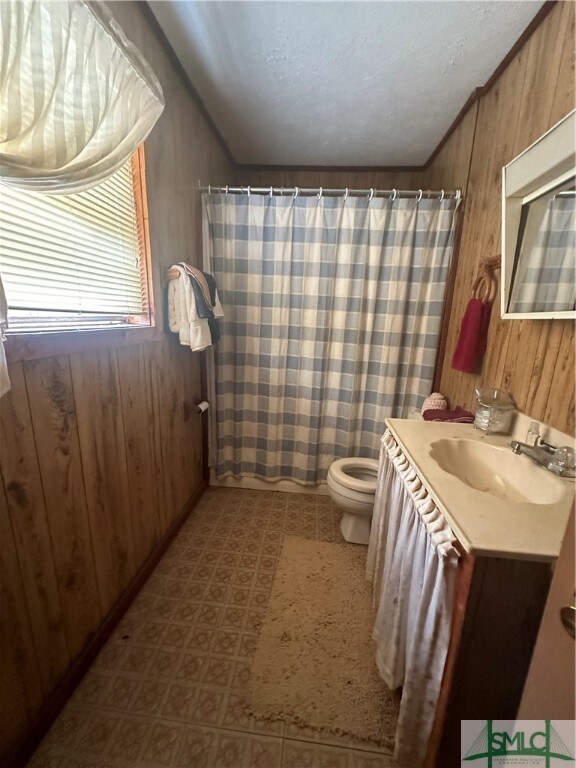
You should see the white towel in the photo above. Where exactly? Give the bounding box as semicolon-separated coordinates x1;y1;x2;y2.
212;288;224;319
168;264;212;351
0;275;10;398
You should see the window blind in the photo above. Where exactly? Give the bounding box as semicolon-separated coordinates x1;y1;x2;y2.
0;158;149;332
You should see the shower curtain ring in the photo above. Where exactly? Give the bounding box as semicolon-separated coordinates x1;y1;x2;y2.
390;189;397;201
247;186;251;198
368;188;374;201
225;185;229;195
344;188;349;201
269;186;273;198
317;187;323;199
440;189;445;201
208;184;212;194
416;189;423;202
293;186;299;198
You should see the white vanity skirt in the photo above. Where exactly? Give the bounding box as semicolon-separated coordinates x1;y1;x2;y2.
366;429;460;768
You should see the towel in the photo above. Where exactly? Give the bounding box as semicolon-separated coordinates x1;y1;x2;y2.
204;273;224;319
176;262;223;341
178;262;213;308
422;406;474;423
451;298;492;373
168;264;212;351
203;272;223;343
478;300;492;359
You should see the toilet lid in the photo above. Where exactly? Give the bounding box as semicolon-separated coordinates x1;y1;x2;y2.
329;458;379;493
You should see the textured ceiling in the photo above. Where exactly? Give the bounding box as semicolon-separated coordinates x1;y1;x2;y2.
148;0;544;167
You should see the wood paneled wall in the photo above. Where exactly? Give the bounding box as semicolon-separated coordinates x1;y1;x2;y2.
0;3;233;763
423;0;575;435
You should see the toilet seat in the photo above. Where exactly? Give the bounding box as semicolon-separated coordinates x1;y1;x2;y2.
328;457;379;493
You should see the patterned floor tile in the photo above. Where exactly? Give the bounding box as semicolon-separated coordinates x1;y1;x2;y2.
76;712;123;758
202;656;234;688
27;488;393;768
72;670;113;707
282;739;351;768
348;751;396;767
212;730;251;767
120;644;156;674
139;720;183;766
101;675;141;712
130;680;170;716
248;734;284;768
172;724;218;768
161;683;198;721
105;716;149;762
189;686;226;726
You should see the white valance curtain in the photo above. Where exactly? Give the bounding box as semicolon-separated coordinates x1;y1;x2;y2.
0;0;164;194
367;429;459;768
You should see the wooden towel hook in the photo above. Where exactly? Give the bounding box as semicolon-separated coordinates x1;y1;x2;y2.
166;267;181;282
473;274;497;303
472;254;501;303
481;254;501;271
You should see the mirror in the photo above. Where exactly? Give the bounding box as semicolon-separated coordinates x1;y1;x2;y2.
502;110;575;319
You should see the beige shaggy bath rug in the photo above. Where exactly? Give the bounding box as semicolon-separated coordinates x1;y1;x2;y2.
249;536;399;747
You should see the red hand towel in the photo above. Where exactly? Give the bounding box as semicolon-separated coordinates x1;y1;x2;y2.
478;300;492;359
452;298;487;373
422;406;475;423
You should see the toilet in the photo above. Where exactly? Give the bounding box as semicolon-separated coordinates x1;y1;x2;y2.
327;457;379;545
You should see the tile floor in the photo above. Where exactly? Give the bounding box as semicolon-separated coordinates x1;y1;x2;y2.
28;488;395;768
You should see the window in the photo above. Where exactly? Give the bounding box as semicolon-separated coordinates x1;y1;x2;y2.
0;148;153;334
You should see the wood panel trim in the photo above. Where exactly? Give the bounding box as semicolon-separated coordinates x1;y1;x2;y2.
5;481;207;768
132;145;156;328
5;325;163;363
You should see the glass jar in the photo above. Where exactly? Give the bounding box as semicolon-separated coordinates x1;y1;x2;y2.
473;388;516;435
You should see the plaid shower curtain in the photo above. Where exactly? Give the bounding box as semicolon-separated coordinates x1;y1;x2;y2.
509;195;575;313
203;193;458;485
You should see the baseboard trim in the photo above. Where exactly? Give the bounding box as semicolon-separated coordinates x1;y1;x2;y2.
8;482;207;768
210;471;330;496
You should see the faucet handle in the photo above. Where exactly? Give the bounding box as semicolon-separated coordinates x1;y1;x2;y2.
550;446;576;472
537;437;557;453
526;421;540;446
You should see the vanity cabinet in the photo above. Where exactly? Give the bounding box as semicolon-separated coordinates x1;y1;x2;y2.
379;417;572;768
425;550;552;767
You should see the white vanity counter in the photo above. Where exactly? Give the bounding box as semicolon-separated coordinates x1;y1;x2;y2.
385;417;574;561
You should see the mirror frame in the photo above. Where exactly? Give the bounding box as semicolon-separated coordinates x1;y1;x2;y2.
501;110;575;320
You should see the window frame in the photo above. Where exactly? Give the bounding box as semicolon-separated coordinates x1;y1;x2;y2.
3;145;159;362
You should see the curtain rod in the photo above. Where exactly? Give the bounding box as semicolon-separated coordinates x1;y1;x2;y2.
201;185;462;202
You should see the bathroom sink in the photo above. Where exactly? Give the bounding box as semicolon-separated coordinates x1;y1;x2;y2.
429;438;565;505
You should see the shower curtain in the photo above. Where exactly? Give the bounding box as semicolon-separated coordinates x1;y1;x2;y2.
509;194;575;313
203;192;459;484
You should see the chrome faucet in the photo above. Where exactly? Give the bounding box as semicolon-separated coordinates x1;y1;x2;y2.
510;437;576;478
